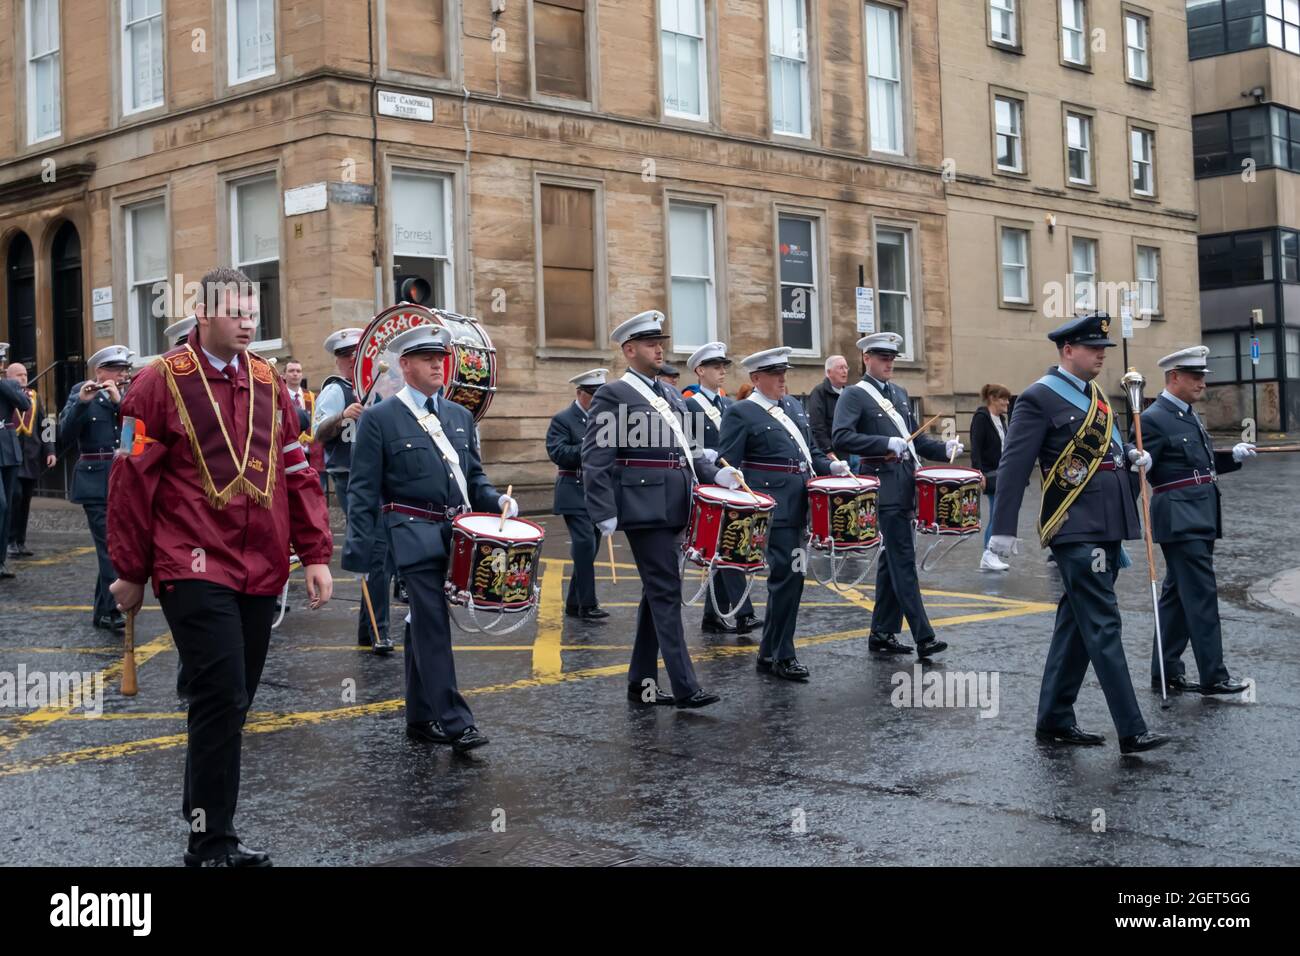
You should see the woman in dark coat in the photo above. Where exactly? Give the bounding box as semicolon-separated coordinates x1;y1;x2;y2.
970;383;1011;571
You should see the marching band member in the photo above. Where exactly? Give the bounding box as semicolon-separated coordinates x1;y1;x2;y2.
718;347;843;681
343;324;516;753
1137;346;1253;697
313;329;394;653
581;311;743;708
5;360;54;559
108;268;334;865
60;344;133;629
0;346;32;577
831;332;965;659
988;313;1169;754
282;357;325;492
971;383;1012;572
683;342;760;637
164;315;197;348
547;368;610;621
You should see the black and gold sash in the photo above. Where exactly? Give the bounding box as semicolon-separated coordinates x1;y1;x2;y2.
1038;379;1116;546
15;388;37;437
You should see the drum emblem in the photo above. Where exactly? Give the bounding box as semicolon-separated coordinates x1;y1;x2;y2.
457;349;490;384
1063;456;1088;487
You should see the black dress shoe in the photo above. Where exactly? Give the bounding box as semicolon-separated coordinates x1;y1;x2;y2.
183;842;273;868
914;637;948;659
736;614;763;634
451;726;489;753
702;616;738;634
6;546;19;559
1035;725;1105;746
1200;678;1250;696
626;683;674;705
406;721;451;744
674;688;720;709
755;656;773;673
1120;731;1171;754
1152;673;1198;694
771;658;810;682
868;633;912;654
17;546;32;557
93;615;125;632
581;606;610;620
372;633;395;655
0;566;14;580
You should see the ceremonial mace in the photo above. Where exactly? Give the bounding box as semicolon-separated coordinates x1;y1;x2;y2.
121;609;138;697
1121;367;1170;708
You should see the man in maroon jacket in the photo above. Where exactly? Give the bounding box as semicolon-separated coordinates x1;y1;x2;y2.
109;268;333;867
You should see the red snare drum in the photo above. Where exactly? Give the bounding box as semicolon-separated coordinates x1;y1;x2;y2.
447;514;546;610
684;485;776;570
806;475;881;552
915;467;982;536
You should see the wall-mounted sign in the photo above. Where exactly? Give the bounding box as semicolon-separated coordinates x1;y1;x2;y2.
855;287;875;334
378;90;434;122
92;287;113;325
284;182;328;217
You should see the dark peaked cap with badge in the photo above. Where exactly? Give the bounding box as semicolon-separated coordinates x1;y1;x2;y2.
1047;312;1119;348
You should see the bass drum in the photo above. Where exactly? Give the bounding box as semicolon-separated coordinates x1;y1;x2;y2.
353;304;498;421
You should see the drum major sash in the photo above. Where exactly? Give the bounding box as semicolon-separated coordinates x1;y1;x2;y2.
15;388;37;437
746;392;814;471
157;345;280;509
1037;377;1116;546
852;379;918;460
620;371;698;481
395;388;471;509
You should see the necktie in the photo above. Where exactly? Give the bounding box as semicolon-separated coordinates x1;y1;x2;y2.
710;393;721;408
223;365;237;386
426;395;437;414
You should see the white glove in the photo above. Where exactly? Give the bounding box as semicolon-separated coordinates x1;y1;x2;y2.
1127;448;1152;471
597;517;617;537
497;494;519;519
1232;442;1257;463
886;437;909;458
715;466;744;490
945;439;964;460
829;459;852;477
988;535;1017;558
700;448;719;465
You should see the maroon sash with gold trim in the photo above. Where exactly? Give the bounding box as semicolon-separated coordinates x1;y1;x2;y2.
15;388;38;437
155;344;281;509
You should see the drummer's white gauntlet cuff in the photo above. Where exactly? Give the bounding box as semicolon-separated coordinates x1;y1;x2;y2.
715;466;744;490
1232;442;1257;462
700;448;719;465
945;439;965;459
829;460;852;476
988;535;1017;558
597;517;618;537
887;437;908;457
498;495;519;519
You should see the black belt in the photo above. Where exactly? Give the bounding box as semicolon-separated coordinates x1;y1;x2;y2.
79;452;115;462
381;501;461;521
616;457;686;469
741;458;807;474
557;469;581;478
1152;471;1217;494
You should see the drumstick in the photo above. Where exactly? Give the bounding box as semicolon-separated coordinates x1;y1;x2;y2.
717;457;759;501
121;609;138;697
907;414;943;443
1215;443;1300;454
607;536;618;584
360;579;382;649
499;484;513;532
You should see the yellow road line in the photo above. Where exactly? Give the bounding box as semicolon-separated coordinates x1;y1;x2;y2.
13;547;96;566
531;559;564;678
0;598;1054;778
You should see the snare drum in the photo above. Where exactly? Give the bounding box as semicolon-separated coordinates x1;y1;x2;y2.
915;467;982;536
806;475;881;552
447;514;545;611
684;485;776;570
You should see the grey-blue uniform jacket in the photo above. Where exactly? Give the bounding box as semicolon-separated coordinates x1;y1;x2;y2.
989;368;1140;544
581;375;720;530
59;384;121;505
1137;394;1240;544
0;379;32;468
683;389;733;451
546;401;591;517
341;393;501;575
716;396;832;528
831;377;947;511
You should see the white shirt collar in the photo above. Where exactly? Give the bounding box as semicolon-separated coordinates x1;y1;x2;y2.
697;385;717;401
629;367;658;389
572;399;588;418
1160;388;1190;413
829;382;843;395
862;372;888;392
402;383;438;413
202;347;239;375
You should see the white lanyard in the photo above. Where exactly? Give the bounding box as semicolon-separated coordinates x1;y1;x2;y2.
396;389;471;508
620;371;697;481
746;393;813;471
853;379;918;460
690;391;722;430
